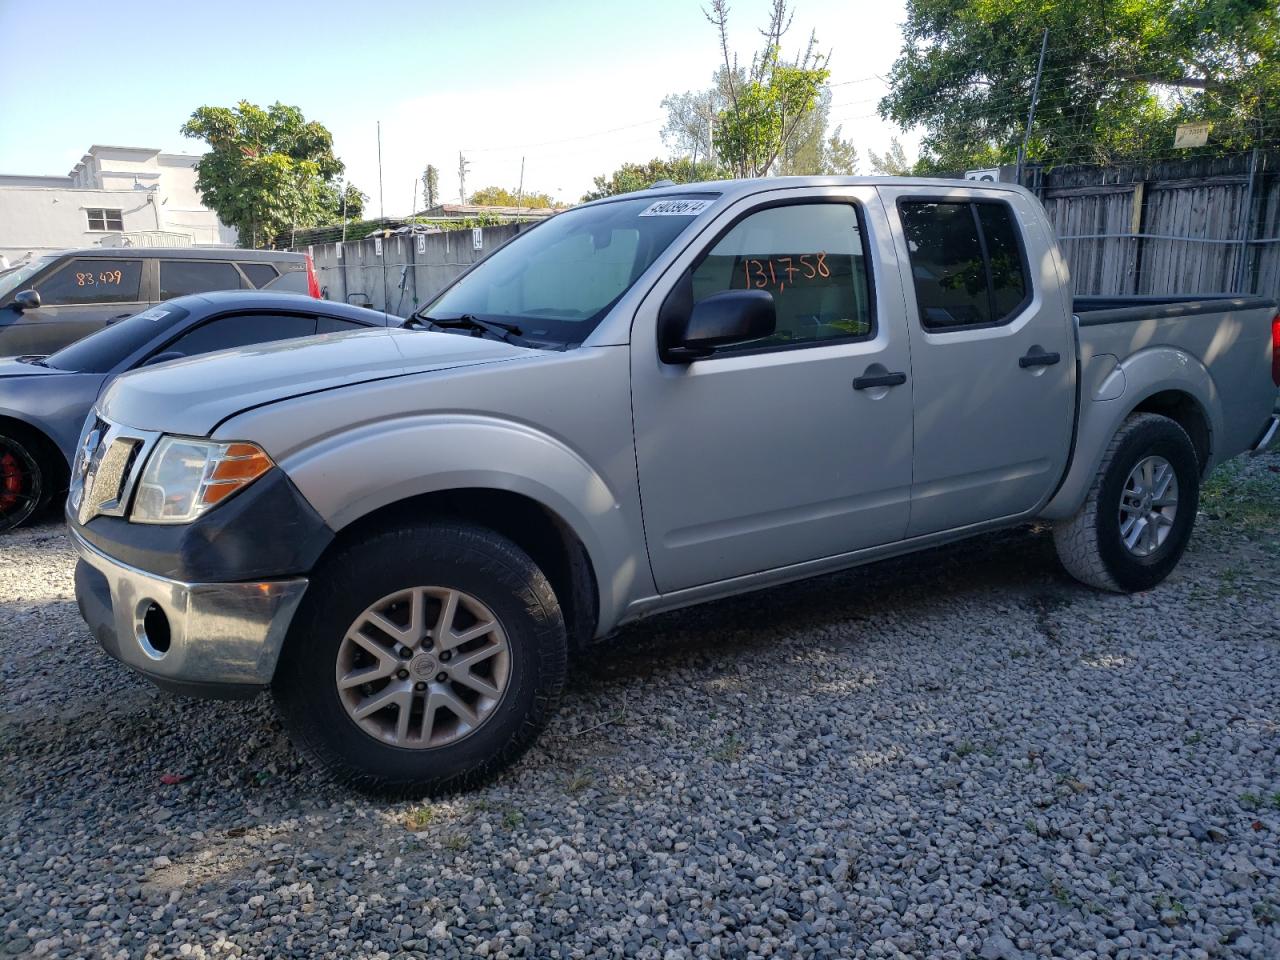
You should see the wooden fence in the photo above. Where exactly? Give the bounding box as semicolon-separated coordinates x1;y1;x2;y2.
1027;151;1280;300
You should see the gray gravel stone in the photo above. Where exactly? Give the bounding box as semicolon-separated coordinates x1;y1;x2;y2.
1;451;1279;958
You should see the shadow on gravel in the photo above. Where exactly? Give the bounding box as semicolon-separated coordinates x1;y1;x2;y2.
576;522;1072;684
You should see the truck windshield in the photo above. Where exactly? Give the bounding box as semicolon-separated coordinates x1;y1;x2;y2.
420;194;716;346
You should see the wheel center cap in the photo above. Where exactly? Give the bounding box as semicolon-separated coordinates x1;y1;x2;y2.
409;653;439;679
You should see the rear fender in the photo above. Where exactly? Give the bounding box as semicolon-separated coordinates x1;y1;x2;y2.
1040;346;1220;520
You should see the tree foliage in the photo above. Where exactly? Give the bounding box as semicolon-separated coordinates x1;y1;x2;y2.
867;136;918;176
467;185;557;208
879;0;1280;172
180;101;345;247
421;164;440;209
581;157;722;202
704;0;831;177
777;91;859;175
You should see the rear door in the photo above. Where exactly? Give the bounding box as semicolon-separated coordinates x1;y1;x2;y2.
880;186;1075;537
19;257;148;353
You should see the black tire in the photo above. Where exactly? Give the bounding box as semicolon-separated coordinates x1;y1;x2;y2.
1054;413;1200;592
0;430;50;534
273;520;568;797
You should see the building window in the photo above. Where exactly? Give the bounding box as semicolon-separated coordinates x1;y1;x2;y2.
86;208;124;232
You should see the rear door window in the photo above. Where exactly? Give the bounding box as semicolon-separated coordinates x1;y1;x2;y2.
898;199;1030;330
160;312;317;358
238;262;279;287
262;270;309;294
35;259;143;305
158;260;245;300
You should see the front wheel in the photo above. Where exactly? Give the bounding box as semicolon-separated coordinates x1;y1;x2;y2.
1054;413;1200;592
0;431;49;533
273;520;568;797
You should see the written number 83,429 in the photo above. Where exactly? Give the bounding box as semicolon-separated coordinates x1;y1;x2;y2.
742;253;830;294
75;270;124;287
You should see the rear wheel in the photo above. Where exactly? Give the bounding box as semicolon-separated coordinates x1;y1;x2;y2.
0;431;48;533
273;520;568;797
1054;413;1200;592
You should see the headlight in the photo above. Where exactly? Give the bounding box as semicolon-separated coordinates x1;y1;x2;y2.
131;436;273;524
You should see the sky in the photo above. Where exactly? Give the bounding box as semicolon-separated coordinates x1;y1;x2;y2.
0;0;917;213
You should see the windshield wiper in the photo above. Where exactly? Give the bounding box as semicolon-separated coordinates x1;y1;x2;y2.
16;355;49;367
410;313;528;344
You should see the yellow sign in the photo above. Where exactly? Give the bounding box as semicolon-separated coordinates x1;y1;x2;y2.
1174;122;1211;149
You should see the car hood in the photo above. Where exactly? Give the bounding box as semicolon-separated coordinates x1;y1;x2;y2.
0;357;67;379
98;327;545;436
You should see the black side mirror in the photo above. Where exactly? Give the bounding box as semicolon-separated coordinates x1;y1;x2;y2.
8;289;40;312
142;351;186;367
660;287;776;363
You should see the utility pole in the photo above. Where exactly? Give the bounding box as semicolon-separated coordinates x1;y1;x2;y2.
1016;28;1049;186
377;121;385;221
516;155;525;210
458;151;470;204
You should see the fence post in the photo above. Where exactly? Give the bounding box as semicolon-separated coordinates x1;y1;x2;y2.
1130;180;1147;295
1235;148;1262;294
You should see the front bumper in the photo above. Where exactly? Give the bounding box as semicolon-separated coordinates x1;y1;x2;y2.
72;528;308;697
1251;414;1279;455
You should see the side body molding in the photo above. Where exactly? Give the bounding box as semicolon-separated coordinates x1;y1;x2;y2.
1040;344;1221;520
276;414;641;633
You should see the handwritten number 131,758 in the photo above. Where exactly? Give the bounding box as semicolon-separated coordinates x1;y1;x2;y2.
742;253;829;293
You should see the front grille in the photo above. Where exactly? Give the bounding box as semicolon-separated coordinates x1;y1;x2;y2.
73;416;155;525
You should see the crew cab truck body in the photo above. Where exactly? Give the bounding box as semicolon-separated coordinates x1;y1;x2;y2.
67;178;1280;795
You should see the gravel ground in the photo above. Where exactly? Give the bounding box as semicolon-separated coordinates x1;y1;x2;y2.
1;452;1277;960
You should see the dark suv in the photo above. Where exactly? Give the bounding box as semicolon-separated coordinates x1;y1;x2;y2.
0;247;318;355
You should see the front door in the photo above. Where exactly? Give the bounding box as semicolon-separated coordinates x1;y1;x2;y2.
880;186;1076;537
18;257;148;354
631;189;915;594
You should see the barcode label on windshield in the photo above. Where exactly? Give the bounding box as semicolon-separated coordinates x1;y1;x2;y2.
638;199;713;217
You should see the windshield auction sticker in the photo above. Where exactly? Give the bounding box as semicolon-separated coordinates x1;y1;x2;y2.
638;198;713;217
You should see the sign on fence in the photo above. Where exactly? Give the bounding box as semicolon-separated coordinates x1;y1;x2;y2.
417;234;426;254
374;237;383;257
1174;123;1211;149
472;227;483;251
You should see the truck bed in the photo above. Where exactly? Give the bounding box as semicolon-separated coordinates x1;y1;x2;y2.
1071;293;1278;472
1073;293;1276;325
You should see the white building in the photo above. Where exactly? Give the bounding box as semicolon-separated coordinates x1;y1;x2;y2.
0;145;238;265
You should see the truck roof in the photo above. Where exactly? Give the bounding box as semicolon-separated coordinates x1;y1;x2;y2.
581;175;1031;207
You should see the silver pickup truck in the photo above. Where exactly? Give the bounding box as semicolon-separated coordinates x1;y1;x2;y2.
66;178;1279;796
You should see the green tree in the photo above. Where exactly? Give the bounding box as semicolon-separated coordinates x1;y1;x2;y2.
467;185;557;208
777;91;860;175
318;182;367;221
867;136;916;176
879;0;1280;172
421;164;440;209
581;157;722;202
705;0;831;177
180;100;344;247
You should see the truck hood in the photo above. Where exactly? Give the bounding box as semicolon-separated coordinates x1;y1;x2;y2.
98;327;543;436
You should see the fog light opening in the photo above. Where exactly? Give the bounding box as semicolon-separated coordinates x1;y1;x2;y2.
140;602;171;657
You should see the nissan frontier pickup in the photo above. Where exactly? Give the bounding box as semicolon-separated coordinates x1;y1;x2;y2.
67;178;1280;795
